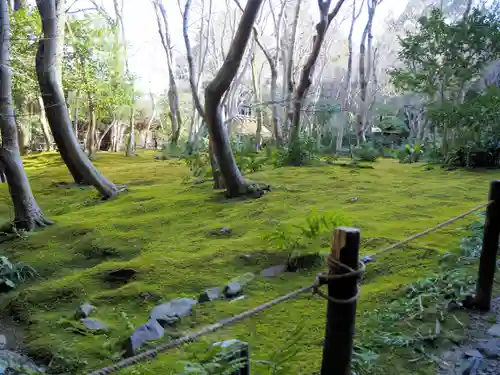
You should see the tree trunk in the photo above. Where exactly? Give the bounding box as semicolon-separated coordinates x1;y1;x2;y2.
250;49;262;151
55;0;66;86
0;0;52;231
36;0;119;199
153;1;183;145
143;91;156;148
87;93;97;157
205;0;266;198
37;95;52;151
73;92;79;139
283;0;302;136
126;107;135;157
97;119;115;152
289;0;346;150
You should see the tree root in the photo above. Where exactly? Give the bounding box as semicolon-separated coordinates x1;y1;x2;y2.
226;181;271;199
12;215;54;232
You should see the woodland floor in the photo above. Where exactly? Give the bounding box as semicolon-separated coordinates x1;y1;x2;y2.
0;152;498;374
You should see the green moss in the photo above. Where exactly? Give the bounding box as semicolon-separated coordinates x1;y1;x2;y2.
0;152;495;374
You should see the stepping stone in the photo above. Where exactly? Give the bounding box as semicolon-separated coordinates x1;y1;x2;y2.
477;339;500;359
80;318;109;332
75;303;95;319
224;282;242;298
465;349;483;358
150;298;197;326
123;319;164;357
487;324;500;337
198;288;221;303
261;265;286;278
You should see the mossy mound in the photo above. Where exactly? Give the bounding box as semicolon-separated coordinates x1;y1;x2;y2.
0;152;495;374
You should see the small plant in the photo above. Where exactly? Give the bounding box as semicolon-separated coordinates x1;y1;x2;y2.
353;143;379;162
0;255;38;292
351;344;379;375
181;152;211;182
177;342;248;375
276;136;318;167
460;212;485;258
397;143;424;164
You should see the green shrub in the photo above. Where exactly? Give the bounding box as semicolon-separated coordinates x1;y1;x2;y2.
0;256;38;293
275;136;317;167
353;143;380;162
181;152;211;182
397;143;423;164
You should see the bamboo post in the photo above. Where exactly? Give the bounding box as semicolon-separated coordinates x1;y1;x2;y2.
469;180;500;311
321;227;360;375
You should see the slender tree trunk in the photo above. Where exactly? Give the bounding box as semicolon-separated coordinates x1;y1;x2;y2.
250;49;262;151
283;0;302;135
153;0;183;145
87;93;97;157
205;0;266;198
36;0;119;198
73;92;79;139
289;0;346;152
0;0;52;231
97;119;115;151
143;91;156;148
37;95;52;151
126;107;135;157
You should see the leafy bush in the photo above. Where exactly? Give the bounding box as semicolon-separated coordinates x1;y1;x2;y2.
263;210;350;268
353;143;380;162
396;143;423;164
460;212;485;258
181;152;211;182
276;136;317;167
0;256;38;292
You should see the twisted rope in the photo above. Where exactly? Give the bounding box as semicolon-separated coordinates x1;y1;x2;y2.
87;284;315;375
87;200;491;374
372;200;492;257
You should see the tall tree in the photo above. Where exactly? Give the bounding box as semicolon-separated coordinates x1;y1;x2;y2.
205;0;267;197
36;0;120;199
356;0;382;144
153;0;183;145
288;0;347;156
0;0;52;230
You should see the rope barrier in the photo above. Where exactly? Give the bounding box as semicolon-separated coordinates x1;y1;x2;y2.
372;200;492;257
87;200;491;375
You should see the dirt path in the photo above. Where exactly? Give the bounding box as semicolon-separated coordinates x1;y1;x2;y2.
438;297;500;374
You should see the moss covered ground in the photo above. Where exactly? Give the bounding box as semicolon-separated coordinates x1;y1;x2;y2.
0;152;496;374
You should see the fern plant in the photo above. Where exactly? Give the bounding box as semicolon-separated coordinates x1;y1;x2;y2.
0;255;38;292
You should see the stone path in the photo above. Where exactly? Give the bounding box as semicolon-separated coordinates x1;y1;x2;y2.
438;297;500;375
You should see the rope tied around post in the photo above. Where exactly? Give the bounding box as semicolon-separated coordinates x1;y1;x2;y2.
313;255;366;304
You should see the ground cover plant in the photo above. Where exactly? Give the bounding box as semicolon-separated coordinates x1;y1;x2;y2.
0;152;495;374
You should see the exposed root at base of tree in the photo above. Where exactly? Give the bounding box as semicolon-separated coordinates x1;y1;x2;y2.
225;181;271;199
102;185;129;201
11;215;54;232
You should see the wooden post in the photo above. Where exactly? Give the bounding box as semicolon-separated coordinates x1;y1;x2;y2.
470;180;500;311
321;227;360;375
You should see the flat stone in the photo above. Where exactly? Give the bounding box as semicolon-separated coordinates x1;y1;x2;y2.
198;288;221;303
477;339;500;359
224;282;242;298
487;324;500;337
261;265;286;278
361;255;376;264
464;349;483;358
80;318;109;332
75;303;95;319
150;298;197;326
0;336;5;350
123;319;164;357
